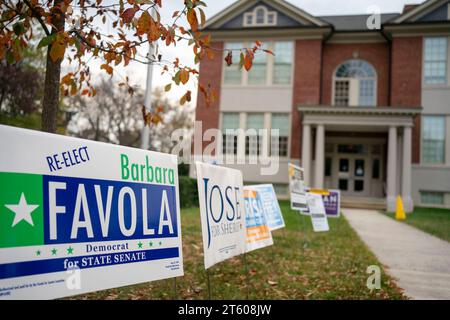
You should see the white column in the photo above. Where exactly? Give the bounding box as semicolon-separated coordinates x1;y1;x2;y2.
396;132;403;196
402;126;413;213
314;124;325;189
387;126;397;212
302;124;312;186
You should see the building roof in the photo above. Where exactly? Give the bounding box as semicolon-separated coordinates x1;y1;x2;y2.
319;13;400;31
202;0;449;34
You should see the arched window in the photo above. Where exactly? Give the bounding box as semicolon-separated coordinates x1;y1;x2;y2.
333;59;377;107
256;8;265;24
243;6;277;27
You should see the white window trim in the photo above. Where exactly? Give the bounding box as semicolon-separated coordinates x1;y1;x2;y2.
219;112;291;160
419;190;448;208
269;112;291;159
222;41;294;88
422;36;449;88
243;5;278;27
420;114;447;166
331;60;378;107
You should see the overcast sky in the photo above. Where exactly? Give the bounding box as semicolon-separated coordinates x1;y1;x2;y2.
92;0;424;105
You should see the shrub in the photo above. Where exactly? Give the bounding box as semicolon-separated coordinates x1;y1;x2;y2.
178;176;198;208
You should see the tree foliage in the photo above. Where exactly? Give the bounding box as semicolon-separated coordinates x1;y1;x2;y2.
0;0;271;132
67;77;193;150
0;62;43;115
67;76;145;146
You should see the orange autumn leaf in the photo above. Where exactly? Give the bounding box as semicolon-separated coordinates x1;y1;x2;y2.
121;8;138;24
187;9;198;32
100;63;113;75
244;52;253;71
179;69;189;85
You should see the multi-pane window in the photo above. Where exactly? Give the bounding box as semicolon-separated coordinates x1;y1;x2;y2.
222;113;240;155
334;59;376;107
271;113;289;157
359;79;375;106
243;6;277;27
334;80;350;106
245;113;264;156
256;8;265;24
422;116;446;164
424;37;448;85
223;43;243;85
248;51;267;85
421;191;444;206
223;41;293;86
273;42;293;85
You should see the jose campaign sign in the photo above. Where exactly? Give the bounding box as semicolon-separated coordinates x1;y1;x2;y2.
0;125;183;299
247;184;285;231
243;187;273;252
196;162;246;269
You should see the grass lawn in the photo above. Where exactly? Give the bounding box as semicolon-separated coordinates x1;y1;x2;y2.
70;201;405;300
386;207;450;243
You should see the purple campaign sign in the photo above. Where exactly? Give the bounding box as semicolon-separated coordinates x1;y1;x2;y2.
305;189;341;218
322;190;341;218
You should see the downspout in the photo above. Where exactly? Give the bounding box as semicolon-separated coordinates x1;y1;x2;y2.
381;27;393;107
319;27;334;105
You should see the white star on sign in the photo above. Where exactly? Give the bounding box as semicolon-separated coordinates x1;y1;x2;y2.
5;193;39;227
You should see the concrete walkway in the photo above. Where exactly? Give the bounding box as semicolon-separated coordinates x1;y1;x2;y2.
343;208;450;300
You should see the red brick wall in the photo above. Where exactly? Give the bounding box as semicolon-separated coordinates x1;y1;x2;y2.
292;39;322;159
391;37;422;107
391;37;423;164
194;41;223;154
321;43;390;106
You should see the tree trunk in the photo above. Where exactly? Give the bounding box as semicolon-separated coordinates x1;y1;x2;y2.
41;0;65;133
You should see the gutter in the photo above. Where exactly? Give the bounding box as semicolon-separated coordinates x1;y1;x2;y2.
380;27;393;107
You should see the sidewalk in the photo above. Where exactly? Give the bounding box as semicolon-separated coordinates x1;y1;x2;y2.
342;208;450;300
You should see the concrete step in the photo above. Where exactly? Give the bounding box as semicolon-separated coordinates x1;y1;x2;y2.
342;197;386;210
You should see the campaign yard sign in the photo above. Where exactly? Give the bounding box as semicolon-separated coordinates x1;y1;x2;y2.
305;189;341;218
288;164;307;212
306;193;330;233
248;184;285;231
0;125;183;299
196;162;246;269
243;187;273;252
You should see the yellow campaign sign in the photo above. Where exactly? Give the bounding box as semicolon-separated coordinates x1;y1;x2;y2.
308;189;331;196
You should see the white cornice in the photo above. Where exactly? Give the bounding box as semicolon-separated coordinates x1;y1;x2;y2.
298;106;422;116
203;0;329;30
206;27;331;41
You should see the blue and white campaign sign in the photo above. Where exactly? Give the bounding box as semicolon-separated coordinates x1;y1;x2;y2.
247;184;285;231
0;125;183;299
306;193;330;233
243;187;273;253
196;162;246;269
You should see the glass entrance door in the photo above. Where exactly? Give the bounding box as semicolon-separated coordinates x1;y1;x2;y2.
338;156;369;196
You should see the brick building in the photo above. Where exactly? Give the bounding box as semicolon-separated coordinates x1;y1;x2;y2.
193;0;450;211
